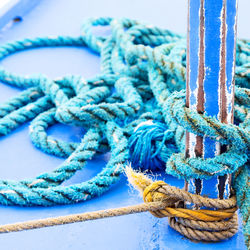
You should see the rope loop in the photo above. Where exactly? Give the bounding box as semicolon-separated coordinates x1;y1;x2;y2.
0;16;248;244
128;169;239;242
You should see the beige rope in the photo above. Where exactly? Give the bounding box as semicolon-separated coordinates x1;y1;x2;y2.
177;213;238;231
0;201;165;234
169;217;238;242
126;167;238;241
0;167;238;242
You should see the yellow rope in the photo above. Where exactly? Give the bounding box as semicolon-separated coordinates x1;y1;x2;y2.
126;167;238;241
0;167;238;242
142;181;236;221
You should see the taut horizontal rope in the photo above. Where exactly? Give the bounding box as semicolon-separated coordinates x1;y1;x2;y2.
0;16;248;245
0;201;165;234
0;167;238;243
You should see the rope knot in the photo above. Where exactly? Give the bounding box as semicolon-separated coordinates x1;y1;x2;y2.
127;167;239;241
143;181;178;204
143;181;180;218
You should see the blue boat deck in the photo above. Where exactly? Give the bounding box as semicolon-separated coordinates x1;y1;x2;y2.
0;0;248;249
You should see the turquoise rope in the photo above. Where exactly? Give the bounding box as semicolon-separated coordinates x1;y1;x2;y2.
233;163;250;247
0;18;248;243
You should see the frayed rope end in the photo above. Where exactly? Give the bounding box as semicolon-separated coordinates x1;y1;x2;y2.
125;165;153;194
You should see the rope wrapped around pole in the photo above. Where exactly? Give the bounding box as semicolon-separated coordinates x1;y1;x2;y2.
0;167;238;242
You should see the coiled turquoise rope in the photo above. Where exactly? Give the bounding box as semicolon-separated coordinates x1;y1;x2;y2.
0;16;249;243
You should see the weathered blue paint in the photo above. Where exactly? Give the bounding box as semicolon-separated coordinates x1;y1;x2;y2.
203;0;222;159
188;0;200;110
0;0;39;30
186;0;238;198
203;0;222;122
226;0;238;122
0;0;246;249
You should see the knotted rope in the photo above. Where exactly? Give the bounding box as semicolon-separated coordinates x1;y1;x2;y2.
127;168;239;242
0;167;238;242
0;17;248;244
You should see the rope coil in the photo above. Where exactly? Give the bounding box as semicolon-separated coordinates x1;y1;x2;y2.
0;17;248;244
0;167;239;242
127;168;239;242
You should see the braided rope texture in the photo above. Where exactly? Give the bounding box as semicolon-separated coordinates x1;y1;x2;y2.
127;167;239;242
0;17;248;243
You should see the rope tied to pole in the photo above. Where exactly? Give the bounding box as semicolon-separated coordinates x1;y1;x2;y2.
0;16;248;245
127;167;239;241
0;167;239;242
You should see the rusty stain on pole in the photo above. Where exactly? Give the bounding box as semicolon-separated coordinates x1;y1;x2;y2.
186;0;238;198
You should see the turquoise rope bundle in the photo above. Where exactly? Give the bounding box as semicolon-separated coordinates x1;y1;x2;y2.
0;17;249;243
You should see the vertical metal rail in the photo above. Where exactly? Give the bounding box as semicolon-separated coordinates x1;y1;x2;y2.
186;0;238;199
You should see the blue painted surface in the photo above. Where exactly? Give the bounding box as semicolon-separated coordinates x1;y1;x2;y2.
202;0;223;162
226;0;238;117
187;0;237;199
188;0;200;110
0;0;247;249
203;0;222;124
0;0;39;30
